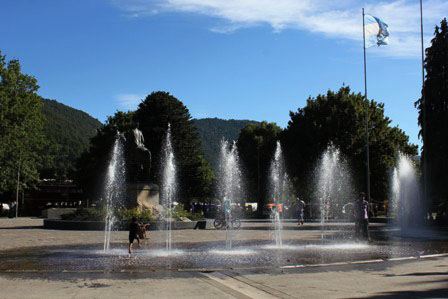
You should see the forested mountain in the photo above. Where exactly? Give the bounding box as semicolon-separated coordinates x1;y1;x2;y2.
38;99;256;179
193;118;259;169
40;99;102;179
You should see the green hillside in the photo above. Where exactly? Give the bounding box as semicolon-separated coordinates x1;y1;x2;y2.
40;99;102;178
38;99;255;178
193;118;259;169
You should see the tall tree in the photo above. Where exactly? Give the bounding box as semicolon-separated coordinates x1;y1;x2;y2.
76;92;213;205
282;86;417;204
134;91;213;203
0;52;45;196
75;111;134;199
237;122;282;215
415;18;448;214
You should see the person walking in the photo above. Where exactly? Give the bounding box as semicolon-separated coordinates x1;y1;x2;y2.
354;193;370;241
296;197;306;225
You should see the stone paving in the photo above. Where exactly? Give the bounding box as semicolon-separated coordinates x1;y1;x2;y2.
0;218;358;251
0;218;447;298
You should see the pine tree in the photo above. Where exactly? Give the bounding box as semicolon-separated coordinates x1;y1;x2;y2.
237;122;282;215
415;18;448;215
135;91;213;203
76;92;213;205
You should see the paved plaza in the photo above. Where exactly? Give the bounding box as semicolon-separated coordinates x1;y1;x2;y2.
0;218;447;298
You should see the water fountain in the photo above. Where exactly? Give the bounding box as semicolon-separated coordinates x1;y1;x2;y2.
103;134;126;252
269;141;291;248
161;124;177;252
10;138;448;274
217;139;243;249
315;144;355;238
390;152;423;230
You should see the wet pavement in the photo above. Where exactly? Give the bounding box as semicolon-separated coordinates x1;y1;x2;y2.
1;219;448;273
1;218;448;298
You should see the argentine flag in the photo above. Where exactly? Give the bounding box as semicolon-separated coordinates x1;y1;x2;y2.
364;14;389;47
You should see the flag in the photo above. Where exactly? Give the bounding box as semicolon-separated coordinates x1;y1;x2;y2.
364;14;389;48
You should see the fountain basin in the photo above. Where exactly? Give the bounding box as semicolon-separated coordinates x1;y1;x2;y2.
2;237;448;273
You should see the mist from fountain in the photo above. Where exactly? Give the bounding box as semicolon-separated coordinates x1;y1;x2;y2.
269;141;291;248
315;144;355;239
218;139;243;249
161;124;177;252
390;152;423;230
103;134;126;252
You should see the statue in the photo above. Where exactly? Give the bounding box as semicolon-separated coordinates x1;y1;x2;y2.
125;123;152;182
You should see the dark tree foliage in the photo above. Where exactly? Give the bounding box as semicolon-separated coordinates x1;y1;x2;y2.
0;52;46;194
76;92;213;204
237;122;282;215
135;92;213;203
415;18;448;213
40;99;102;180
194;118;259;170
281;86;417;203
75;111;134;200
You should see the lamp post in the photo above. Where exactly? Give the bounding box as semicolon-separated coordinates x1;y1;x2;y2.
419;0;428;207
15;157;21;218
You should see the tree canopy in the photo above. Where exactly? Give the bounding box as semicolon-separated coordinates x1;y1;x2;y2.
415;18;448;212
75;111;134;199
0;52;46;194
76;92;213;204
135;92;213;202
281;86;417;203
237;121;282;214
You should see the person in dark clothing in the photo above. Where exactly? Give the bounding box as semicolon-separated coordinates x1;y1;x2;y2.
128;216;141;254
354;193;370;241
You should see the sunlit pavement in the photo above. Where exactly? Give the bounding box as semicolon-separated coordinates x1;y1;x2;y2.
1;218;447;298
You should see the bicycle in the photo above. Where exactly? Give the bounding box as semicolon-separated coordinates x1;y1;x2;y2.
213;214;241;230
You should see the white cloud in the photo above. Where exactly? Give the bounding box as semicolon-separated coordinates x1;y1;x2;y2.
115;93;144;110
112;0;448;58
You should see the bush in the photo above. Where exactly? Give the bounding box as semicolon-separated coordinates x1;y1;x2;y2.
172;204;204;221
116;208;157;222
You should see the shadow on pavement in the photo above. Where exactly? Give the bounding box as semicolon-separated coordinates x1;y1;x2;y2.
0;226;43;229
356;286;448;299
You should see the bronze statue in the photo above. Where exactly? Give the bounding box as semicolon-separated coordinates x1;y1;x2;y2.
124;123;152;182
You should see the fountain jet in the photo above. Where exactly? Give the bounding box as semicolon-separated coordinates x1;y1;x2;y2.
269;141;291;248
218;140;243;249
315;144;354;239
161;123;177;252
103;134;126;252
390;153;423;230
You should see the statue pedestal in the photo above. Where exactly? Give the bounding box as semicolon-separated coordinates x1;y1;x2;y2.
126;183;159;210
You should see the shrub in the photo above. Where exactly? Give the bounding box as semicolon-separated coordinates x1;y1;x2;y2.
116;208;157;222
172;204;204;221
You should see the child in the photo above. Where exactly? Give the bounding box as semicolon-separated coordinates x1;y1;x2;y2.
128;216;141;254
138;222;150;239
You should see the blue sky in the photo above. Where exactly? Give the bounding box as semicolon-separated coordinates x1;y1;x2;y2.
1;0;447;148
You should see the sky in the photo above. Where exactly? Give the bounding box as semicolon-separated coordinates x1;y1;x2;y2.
1;0;447;148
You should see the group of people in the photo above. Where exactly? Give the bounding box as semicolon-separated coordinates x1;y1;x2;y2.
127;193;371;254
295;193;370;241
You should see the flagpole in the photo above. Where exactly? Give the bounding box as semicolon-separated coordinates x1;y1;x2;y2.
362;8;371;203
420;0;428;205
